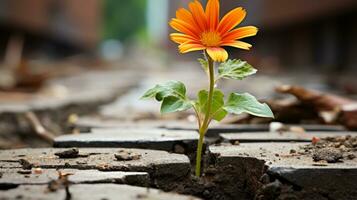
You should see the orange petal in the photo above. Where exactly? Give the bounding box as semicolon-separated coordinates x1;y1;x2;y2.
169;18;199;38
206;0;219;31
170;33;199;44
176;8;199;31
218;7;246;35
179;42;206;53
206;47;228;62
221;41;252;50
222;26;258;41
189;0;207;32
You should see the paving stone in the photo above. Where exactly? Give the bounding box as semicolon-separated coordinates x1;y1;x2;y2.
0;184;200;200
0;148;190;190
0;162;21;169
0;148;190;176
74;118;269;135
209;143;357;199
75;117;344;136
0;70;139;148
210;143;357;167
220;131;357;143
0;169;149;186
167;124;346;137
54;128;199;153
0;71;138;115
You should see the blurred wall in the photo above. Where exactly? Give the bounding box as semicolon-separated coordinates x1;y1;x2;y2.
257;0;357;73
0;0;100;58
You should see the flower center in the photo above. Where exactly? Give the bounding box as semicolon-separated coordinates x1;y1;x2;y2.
201;31;221;47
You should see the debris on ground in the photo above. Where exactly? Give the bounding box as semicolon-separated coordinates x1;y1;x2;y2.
25;112;55;144
47;171;73;192
301;135;357;163
33;167;43;174
311;137;320;145
17;169;32;174
312;148;343;163
276;85;357;130
228;85;357;130
114;150;141;161
269;122;306;134
19;158;33;169
55;148;80;158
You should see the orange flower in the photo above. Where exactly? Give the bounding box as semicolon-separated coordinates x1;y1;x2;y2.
169;0;258;62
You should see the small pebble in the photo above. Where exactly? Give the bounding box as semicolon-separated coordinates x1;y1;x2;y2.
173;144;186;154
19;159;33;170
260;174;270;184
55;148;79;158
115;151;141;161
347;153;356;160
290;149;296;154
33;168;43;174
203;190;210;197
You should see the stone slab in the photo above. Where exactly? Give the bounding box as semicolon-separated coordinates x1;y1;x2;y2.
54;128;199;153
74;117;344;136
0;162;20;169
209;143;357;199
0;148;190;180
0;169;149;186
209;143;357;168
220;131;357;143
0;70;138;115
0;184;200;200
160;123;346;135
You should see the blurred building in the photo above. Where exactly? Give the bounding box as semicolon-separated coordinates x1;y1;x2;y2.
257;0;357;73
0;0;100;58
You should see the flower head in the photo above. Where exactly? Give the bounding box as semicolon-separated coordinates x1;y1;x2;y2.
169;0;258;62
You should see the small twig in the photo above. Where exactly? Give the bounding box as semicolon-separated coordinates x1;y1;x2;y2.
25;112;55;144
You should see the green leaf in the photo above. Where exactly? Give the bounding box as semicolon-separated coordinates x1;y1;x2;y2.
224;93;274;118
141;81;192;114
141;81;187;101
196;89;227;121
198;58;208;73
161;96;192;114
218;59;257;80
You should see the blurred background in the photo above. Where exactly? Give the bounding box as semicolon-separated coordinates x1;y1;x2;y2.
0;0;357;70
0;0;357;148
0;0;356;72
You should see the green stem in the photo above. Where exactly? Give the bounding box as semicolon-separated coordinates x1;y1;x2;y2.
195;130;205;177
202;53;215;131
195;52;215;177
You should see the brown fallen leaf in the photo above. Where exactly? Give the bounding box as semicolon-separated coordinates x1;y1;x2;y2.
276;85;353;111
277;85;357;130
